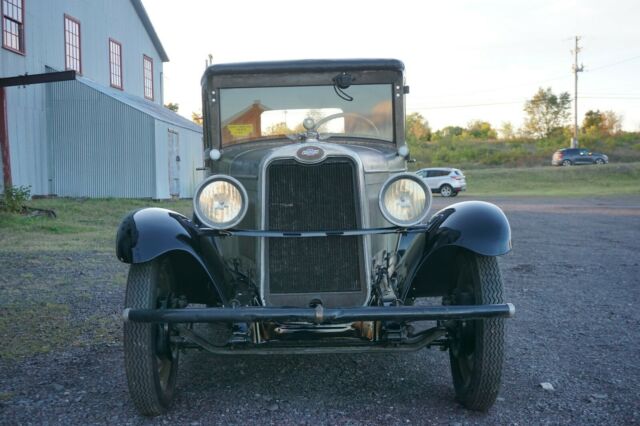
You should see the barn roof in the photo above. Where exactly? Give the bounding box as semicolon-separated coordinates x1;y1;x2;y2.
130;0;169;62
78;76;202;132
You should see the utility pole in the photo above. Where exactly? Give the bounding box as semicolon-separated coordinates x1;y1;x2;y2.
571;36;584;148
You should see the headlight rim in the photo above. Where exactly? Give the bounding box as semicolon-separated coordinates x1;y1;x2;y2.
193;174;249;230
378;173;432;227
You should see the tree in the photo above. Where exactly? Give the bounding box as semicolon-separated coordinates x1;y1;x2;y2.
165;102;179;112
432;126;464;141
603;111;623;134
582;110;604;135
499;121;516;140
522;87;571;138
405;112;431;143
582;110;623;136
463;120;497;140
191;111;203;126
264;122;292;136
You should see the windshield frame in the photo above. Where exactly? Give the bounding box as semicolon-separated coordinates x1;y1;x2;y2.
202;67;405;150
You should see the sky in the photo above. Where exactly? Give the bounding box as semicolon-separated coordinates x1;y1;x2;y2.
142;0;640;133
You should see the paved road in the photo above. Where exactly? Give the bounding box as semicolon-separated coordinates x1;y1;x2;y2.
1;196;639;425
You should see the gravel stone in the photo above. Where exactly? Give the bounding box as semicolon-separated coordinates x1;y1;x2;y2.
1;196;639;425
540;382;555;391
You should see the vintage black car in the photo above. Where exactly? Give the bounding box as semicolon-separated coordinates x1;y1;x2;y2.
116;59;514;416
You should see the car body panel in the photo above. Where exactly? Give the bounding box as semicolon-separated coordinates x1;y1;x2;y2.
416;167;467;194
116;208;229;305
395;200;511;298
551;148;609;166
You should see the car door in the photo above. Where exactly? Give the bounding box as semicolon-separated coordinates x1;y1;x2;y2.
423;170;438;192
576;149;590;164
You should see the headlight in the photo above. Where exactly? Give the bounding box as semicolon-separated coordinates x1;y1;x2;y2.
193;175;248;229
379;173;432;226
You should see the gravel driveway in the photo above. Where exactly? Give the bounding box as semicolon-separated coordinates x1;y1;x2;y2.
1;196;639;425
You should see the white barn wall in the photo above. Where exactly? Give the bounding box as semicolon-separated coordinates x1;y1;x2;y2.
1;0;164;103
5;85;48;194
1;0;167;195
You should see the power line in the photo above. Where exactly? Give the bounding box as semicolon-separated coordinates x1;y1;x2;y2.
412;74;571;100
583;96;640;100
409;100;524;110
408;95;639;112
587;54;640;72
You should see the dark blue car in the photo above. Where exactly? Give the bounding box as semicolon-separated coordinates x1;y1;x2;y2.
552;148;609;166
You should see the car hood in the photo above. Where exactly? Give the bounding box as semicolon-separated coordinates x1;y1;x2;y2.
217;141;406;178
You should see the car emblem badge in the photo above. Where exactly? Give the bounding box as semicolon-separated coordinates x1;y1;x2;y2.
296;146;324;163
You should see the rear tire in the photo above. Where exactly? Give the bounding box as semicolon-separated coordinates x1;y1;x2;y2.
561;160;572;166
440;184;454;197
447;252;505;411
124;257;179;416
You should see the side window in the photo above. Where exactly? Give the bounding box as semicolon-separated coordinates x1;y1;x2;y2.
580;149;587;155
436;170;449;177
109;39;123;89
143;55;154;100
64;15;82;73
2;0;25;54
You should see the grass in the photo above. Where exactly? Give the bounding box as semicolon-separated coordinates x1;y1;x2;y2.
0;198;192;253
463;162;640;197
0;198;192;359
0;302;73;359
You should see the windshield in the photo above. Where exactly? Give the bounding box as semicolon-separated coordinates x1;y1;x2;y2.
219;84;394;146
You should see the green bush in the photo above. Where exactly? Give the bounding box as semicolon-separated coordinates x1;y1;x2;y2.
2;185;31;213
409;133;640;170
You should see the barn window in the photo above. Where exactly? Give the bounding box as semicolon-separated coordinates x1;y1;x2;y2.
109;39;123;89
143;55;154;100
64;15;82;73
2;0;25;54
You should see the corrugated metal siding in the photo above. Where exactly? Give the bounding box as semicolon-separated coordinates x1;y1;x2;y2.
5;85;49;195
153;121;204;199
1;0;167;195
47;80;155;198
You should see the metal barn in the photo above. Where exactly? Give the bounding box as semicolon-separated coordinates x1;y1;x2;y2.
1;0;202;199
46;77;203;199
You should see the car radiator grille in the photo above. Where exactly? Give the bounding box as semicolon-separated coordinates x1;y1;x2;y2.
266;158;363;295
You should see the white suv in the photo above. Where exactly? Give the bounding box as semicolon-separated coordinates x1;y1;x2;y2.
416;167;467;197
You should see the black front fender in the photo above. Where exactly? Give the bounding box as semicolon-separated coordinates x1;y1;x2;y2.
397;201;511;299
116;208;229;304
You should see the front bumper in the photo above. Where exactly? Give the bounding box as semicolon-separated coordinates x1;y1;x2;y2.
123;303;515;324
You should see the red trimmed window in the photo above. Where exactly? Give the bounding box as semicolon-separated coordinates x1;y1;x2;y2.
143;55;154;100
109;39;123;89
2;0;25;54
64;15;81;73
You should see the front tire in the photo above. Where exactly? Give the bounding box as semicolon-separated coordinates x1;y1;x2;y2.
447;252;505;411
124;257;179;416
440;184;454;197
595;158;605;165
